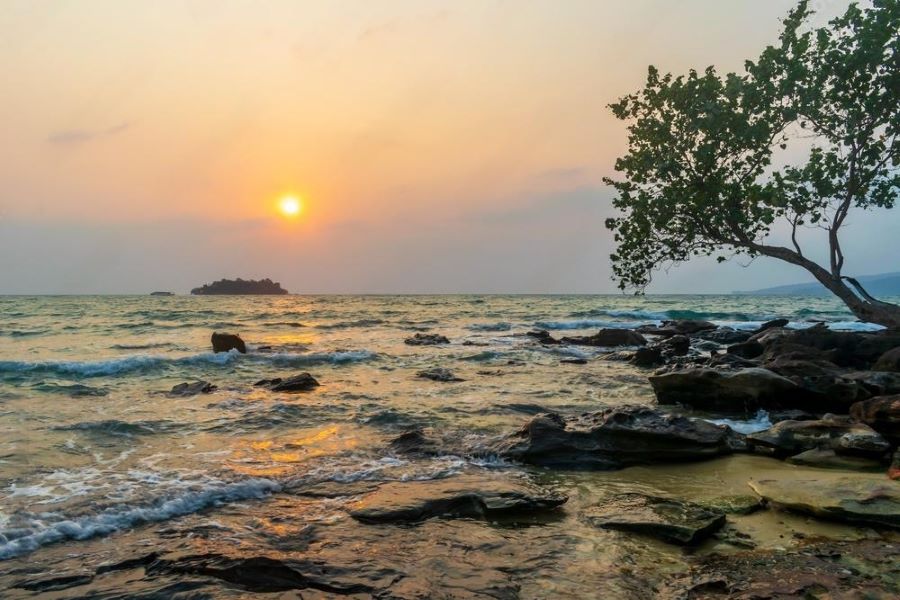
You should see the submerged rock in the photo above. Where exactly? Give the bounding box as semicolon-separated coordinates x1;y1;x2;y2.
348;475;567;523
404;333;450;346
749;475;900;529
696;495;763;515
254;373;320;392
650;368;799;413
560;329;647;347
490;405;739;469
168;380;216;396
416;367;464;382
387;428;442;456
850;395;900;444
583;493;726;545
211;332;246;354
527;329;561;345
746;416;890;459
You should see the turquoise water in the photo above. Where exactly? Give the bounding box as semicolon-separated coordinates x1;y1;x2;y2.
0;294;892;597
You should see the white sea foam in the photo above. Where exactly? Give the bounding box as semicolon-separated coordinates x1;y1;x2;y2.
0;477;280;560
706;410;772;434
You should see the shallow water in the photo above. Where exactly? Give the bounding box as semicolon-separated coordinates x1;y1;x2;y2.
0;294;896;598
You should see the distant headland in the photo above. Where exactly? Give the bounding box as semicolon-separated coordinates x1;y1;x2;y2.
737;272;900;297
190;278;289;295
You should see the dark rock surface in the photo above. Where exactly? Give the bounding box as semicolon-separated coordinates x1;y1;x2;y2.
874;346;900;372
638;319;718;337
348;475;567;523
417;367;464;382
168;381;217;396
630;346;663;367
746;416;890;459
650;368;799;413
211;332;246;354
490;406;739;469
584;493;726;545
404;333;450;346
254;373;320;392
526;329;561;345
850;394;900;444
560;329;647;347
696;328;752;345
726;340;764;359
785;448;885;471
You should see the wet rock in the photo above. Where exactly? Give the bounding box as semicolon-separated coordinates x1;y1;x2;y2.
693;340;722;352
850;395;900;444
749;475;900;528
348;475;567;523
211;332;246;354
661;334;691;356
168;380;217;396
650;368;799;414
760;327;900;369
560;357;587;364
404;333;450;346
387;428;442;456
490;405;739;469
755;318;790;333
785;448;885;471
526;329;560;345
873;346;900;372
560;329;647;347
583;493;726;545
696;328;752;345
763;357;870;412
746;416;890;459
254;373;320;392
844;370;900;396
638;319;718;337
417;367;464;382
696;495;763;515
726;340;764;359
630;346;663;367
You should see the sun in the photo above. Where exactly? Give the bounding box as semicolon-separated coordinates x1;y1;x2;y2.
278;195;302;218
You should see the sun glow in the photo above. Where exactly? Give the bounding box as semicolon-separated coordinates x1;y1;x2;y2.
278;195;302;218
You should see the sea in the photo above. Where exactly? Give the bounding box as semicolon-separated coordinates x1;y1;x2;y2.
0;294;893;598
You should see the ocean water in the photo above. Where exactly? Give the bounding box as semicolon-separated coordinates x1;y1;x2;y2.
0;294;894;598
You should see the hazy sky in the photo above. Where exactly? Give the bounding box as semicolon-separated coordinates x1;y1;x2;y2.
2;0;895;294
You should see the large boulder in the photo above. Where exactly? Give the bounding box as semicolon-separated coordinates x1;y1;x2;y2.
746;416;891;459
254;373;320;392
348;475;566;523
661;334;691;356
630;346;663;367
763;357;871;412
696;328;753;345
749;475;900;529
650;368;799;413
726;340;764;359
560;329;647;347
850;395;900;445
490;406;739;469
583;493;726;545
404;333;450;346
759;326;900;369
873;347;900;372
211;332;246;354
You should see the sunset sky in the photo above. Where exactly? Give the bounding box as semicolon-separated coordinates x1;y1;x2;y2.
2;0;896;294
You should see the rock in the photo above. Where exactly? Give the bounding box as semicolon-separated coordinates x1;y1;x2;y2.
348;475;566;523
560;329;647;347
631;346;663;367
526;330;560;345
726;340;764;359
254;373;320;392
661;334;691;356
404;333;450;346
786;448;885;471
696;328;752;345
490;405;739;469
760;327;900;369
638;319;718;337
417;367;464;382
844;370;900;396
749;475;900;528
211;332;246;354
693;340;722;352
850;395;900;445
387;429;442;456
763;357;870;411
583;493;726;545
697;495;763;515
168;381;216;396
873;347;900;372
746;416;890;459
650;368;799;414
560;358;587;365
891;450;900;480
754;318;790;333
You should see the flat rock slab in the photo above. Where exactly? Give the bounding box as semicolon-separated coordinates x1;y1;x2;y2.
348;475;566;523
747;417;890;459
749;474;900;529
583;493;726;545
416;367;464;382
785;448;885;471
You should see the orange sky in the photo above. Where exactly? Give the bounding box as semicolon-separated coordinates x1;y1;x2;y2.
5;0;892;294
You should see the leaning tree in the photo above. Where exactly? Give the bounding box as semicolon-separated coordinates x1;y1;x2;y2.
604;0;900;327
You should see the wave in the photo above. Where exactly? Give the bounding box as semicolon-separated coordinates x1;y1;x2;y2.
110;342;178;350
52;419;183;437
0;477;280;560
2;329;49;338
705;410;772;434
316;319;385;330
0;349;378;378
31;382;108;397
261;321;306;328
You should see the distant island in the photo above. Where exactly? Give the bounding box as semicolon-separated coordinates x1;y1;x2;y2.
190;278;289;295
738;272;900;296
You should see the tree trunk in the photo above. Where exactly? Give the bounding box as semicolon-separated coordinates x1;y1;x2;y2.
808;270;900;329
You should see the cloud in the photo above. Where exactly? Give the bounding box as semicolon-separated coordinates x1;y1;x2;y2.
46;122;133;145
